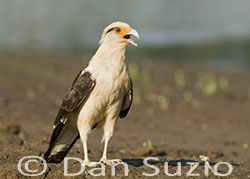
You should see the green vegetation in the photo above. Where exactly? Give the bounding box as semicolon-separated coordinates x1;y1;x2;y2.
128;63;140;81
159;157;167;162
128;63;152;85
184;90;193;103
174;70;186;90
119;149;126;153
218;76;229;93
196;72;217;96
157;95;169;111
147;140;153;151
141;67;152;85
242;143;249;150
189;163;195;168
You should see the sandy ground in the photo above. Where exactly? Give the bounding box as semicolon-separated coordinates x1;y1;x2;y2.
0;51;249;178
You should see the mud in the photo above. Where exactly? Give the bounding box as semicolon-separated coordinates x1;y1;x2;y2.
0;51;249;178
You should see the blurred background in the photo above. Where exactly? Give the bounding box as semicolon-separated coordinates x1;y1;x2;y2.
0;1;250;177
1;0;250;67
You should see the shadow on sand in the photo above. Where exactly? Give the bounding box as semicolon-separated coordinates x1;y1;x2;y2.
121;158;239;168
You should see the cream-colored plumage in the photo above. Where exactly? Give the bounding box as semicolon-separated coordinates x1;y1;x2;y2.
78;28;131;166
44;22;139;166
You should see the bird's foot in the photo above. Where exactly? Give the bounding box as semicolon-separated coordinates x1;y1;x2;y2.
99;158;122;166
82;160;99;167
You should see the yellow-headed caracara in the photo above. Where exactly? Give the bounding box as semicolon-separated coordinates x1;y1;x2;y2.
44;22;139;166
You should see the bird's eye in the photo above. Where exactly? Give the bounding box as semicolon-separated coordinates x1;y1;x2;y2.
116;27;121;33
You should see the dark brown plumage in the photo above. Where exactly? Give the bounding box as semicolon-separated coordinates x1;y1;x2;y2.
44;69;95;163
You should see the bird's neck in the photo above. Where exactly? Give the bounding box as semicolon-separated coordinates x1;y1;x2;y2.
94;41;126;64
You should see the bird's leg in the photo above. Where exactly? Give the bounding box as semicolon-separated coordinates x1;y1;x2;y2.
80;133;97;167
99;118;121;166
101;135;109;160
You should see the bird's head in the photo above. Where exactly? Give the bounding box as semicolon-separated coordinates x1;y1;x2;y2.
100;22;139;47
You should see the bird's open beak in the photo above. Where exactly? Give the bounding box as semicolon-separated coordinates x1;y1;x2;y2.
123;29;139;46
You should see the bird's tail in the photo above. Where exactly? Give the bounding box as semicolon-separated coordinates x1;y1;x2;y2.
44;122;79;163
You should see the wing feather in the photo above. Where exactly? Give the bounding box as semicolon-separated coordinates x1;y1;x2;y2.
119;77;133;118
44;68;95;163
54;69;95;126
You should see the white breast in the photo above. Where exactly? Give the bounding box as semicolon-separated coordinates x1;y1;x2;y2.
77;57;128;131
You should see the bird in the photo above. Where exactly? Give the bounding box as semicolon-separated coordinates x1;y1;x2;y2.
44;21;139;167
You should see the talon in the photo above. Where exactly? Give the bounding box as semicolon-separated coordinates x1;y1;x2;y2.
82;160;99;167
99;158;122;166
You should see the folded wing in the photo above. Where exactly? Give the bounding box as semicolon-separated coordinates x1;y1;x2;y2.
119;77;133;118
44;68;95;163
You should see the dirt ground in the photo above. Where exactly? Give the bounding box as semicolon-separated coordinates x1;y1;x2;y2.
0;51;249;178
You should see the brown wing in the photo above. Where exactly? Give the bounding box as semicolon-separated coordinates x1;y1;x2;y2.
119;77;133;118
53;69;95;126
44;69;95;163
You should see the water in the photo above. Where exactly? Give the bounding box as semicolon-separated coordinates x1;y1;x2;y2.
0;0;250;68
